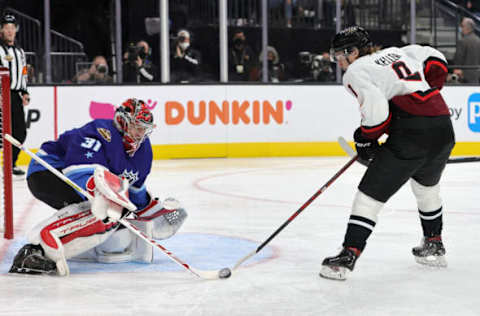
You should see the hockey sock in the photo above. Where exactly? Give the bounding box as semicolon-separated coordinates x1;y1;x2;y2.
418;207;443;237
342;215;376;251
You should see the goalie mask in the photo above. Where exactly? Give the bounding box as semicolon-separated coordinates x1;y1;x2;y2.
114;98;155;157
330;25;372;62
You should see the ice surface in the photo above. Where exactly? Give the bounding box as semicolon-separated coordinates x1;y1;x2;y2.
1;157;480;316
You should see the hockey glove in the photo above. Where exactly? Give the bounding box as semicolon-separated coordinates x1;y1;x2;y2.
135;197;188;240
86;166;137;222
353;127;379;162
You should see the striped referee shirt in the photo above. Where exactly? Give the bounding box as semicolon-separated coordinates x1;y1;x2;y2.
0;42;28;93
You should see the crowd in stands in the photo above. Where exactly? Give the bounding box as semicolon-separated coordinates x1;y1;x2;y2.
72;27;336;84
68;0;343;84
64;0;479;85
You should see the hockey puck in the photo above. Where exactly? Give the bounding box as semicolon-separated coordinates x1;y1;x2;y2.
218;267;232;279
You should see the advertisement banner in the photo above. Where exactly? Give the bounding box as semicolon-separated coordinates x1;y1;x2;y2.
21;85;480;157
23;86;55;148
442;86;480;141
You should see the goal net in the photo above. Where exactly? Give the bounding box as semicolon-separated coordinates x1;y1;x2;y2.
0;67;13;239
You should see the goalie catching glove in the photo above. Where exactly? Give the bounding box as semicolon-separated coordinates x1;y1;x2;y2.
135;196;188;240
86;166;137;222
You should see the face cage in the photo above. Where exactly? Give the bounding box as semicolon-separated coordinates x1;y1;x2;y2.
122;117;154;157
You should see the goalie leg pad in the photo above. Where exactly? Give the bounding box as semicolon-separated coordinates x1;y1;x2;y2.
73;219;154;263
26;201;121;275
95;219;153;263
127;218;154;263
69;203;187;265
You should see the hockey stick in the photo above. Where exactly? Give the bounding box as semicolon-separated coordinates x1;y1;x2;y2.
4;134;231;280
232;154;358;270
337;136;369;167
337;136;480;165
446;156;480;163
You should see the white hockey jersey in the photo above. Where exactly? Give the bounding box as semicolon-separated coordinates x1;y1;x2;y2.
343;45;450;139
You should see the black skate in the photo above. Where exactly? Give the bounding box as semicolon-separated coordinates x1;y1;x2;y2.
9;244;57;275
319;247;360;280
412;236;447;267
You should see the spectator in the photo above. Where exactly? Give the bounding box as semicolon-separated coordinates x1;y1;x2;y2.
453;17;480;83
311;52;335;82
321;0;354;28
123;40;158;83
258;46;285;82
229;0;251;26
229;30;256;81
267;0;286;26
73;56;112;84
291;51;313;81
296;0;317;25
27;64;37;84
284;0;297;28
465;1;480;14
171;29;202;83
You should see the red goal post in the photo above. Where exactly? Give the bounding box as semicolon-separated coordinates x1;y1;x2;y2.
0;67;13;239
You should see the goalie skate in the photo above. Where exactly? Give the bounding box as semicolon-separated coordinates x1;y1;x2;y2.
9;244;57;275
412;236;447;267
319;247;360;281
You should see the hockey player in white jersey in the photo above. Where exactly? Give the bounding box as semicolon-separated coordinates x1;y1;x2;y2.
320;26;455;280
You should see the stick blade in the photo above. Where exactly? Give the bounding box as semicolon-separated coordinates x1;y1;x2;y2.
233;250;256;270
337;136;356;157
191;267;231;280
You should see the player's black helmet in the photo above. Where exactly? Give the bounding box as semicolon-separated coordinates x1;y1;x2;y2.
331;26;372;54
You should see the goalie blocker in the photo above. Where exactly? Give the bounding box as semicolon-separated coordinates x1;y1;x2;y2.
9;167;187;275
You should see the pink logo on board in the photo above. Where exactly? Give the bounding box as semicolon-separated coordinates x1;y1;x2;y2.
89;99;158;119
89;101;115;119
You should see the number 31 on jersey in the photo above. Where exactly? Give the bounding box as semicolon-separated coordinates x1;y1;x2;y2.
81;137;102;152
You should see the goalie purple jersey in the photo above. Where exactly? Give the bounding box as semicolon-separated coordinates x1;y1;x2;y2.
27;119;153;209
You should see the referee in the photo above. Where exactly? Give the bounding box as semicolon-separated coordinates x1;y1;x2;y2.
0;14;30;178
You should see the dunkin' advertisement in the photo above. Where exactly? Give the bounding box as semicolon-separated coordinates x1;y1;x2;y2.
22;85;480;158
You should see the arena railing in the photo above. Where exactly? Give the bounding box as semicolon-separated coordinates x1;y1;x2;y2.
4;7;87;84
169;0;407;30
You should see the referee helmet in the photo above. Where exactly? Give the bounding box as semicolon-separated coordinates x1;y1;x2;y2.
1;14;17;27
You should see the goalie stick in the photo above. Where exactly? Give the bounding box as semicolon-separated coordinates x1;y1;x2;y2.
4;134;230;280
232;154;358;269
337;136;480;165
